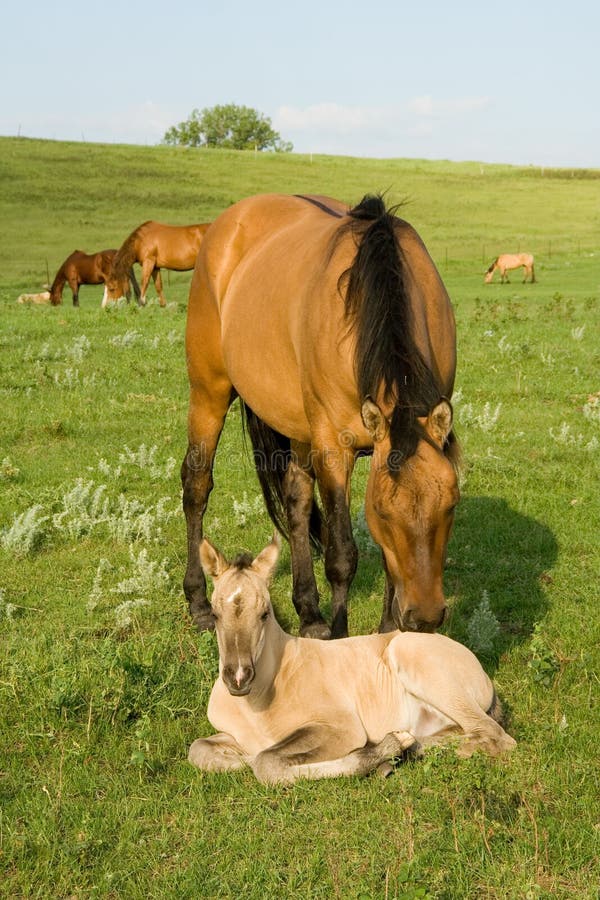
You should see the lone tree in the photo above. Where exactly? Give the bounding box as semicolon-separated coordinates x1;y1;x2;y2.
163;103;292;152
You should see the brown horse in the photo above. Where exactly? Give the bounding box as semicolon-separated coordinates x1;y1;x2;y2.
484;252;535;284
49;249;139;306
104;221;211;306
182;193;459;639
188;535;515;784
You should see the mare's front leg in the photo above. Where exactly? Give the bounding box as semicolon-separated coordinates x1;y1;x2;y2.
283;443;330;639
152;268;168;307
139;257;155;305
313;445;358;638
128;267;142;304
251;726;416;785
68;276;79;307
379;556;397;633
188;733;247;773
181;384;233;629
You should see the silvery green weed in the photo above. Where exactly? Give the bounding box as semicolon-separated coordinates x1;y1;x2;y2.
232;491;264;527
466;590;501;657
53;479;110;538
1;504;49;556
0;588;18;620
118;444;176;481
109;329;143;348
112;546;170;598
66;334;91;362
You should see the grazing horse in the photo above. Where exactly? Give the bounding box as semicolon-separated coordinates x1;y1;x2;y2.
484;252;535;284
182;193;459;639
188;536;516;785
104;221;211;307
49;249;139;306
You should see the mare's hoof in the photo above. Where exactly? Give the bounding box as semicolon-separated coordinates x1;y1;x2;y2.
192;610;216;632
300;621;332;640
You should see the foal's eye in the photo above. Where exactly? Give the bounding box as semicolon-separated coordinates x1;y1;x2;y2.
261;610;269;621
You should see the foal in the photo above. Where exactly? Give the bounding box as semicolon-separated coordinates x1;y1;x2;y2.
188;536;516;784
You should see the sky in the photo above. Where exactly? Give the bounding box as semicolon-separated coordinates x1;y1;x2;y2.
1;0;598;168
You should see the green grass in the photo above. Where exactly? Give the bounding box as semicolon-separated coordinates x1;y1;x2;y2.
1;137;599;898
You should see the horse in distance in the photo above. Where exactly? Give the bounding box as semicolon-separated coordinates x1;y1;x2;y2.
49;249;139;306
181;192;459;639
188;535;516;785
484;252;535;284
104;221;211;306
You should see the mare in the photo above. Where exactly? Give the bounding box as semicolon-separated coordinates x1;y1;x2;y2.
182;193;460;639
104;221;212;306
484;252;535;284
49;249;139;306
188;536;516;785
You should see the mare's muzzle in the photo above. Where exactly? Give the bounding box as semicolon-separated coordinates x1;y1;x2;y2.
395;597;447;633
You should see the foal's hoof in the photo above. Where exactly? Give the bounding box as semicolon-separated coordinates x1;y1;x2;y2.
300;621;332;640
192;610;216;632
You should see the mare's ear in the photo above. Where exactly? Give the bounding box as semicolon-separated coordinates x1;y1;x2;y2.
426;399;453;447
361;398;388;443
199;538;229;580
251;533;281;583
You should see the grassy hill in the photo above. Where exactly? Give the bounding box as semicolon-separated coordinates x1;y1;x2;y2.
0;137;599;898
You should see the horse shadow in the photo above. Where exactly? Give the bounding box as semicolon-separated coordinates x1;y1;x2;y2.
444;496;557;663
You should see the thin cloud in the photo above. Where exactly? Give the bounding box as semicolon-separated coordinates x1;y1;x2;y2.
408;95;492;117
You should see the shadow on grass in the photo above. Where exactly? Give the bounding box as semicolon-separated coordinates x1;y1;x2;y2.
444;495;558;671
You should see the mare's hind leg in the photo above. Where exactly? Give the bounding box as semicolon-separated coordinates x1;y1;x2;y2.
251;726;416;785
152;268;168;307
283;446;330;639
188;732;247;772
181;385;233;629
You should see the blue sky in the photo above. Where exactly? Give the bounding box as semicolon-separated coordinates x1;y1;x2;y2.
2;0;598;167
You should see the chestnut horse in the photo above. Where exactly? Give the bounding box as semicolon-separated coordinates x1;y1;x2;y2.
182;193;459;639
188;535;515;784
104;221;211;307
49;249;139;306
484;252;535;284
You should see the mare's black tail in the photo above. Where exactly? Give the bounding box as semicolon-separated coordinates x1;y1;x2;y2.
240;402;323;553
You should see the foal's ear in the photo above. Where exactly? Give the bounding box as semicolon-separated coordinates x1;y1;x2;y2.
426;399;453;447
251;533;281;583
361;398;388;443
199;538;229;580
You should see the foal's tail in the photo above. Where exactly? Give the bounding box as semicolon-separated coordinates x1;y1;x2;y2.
240;403;323;553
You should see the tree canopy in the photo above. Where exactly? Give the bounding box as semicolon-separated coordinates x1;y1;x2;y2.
163;104;292;152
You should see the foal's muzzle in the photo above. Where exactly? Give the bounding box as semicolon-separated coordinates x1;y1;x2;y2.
222;664;255;696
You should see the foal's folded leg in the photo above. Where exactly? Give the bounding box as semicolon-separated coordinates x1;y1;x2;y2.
188;732;247;772
250;726;418;785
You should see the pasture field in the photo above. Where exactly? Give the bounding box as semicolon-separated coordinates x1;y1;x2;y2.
1;136;599;898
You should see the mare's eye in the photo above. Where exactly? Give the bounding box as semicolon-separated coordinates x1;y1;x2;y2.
261;610;269;621
212;611;219;622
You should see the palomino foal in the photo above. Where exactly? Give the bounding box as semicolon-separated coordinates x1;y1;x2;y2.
188;537;516;785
